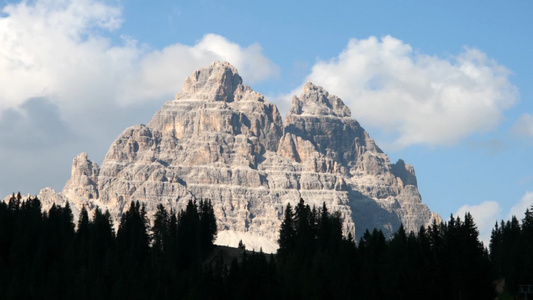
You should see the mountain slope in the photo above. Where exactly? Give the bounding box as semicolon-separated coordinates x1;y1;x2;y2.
39;61;439;252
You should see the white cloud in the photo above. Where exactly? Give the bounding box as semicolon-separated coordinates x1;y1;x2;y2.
289;36;518;148
0;0;278;195
456;201;501;246
512;113;533;137
0;0;278;121
507;191;533;221
120;34;279;105
454;191;533;246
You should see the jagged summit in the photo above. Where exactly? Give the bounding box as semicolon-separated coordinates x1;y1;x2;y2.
291;82;351;117
176;61;265;103
37;62;439;253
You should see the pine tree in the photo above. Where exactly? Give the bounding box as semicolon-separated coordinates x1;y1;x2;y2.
294;198;313;257
199;199;217;254
77;206;90;238
278;203;295;257
177;200;200;268
117;201;151;264
317;202;330;249
152;204;169;255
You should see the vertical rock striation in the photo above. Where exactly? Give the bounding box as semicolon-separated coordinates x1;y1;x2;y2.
38;61;440;252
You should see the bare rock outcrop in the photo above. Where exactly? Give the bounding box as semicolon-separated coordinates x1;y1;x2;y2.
62;153;100;203
38;61;438;252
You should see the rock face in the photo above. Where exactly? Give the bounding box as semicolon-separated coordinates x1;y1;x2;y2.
39;61;439;252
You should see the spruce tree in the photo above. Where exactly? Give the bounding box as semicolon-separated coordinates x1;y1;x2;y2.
117;201;150;266
278;203;295;257
199;199;217;254
152;204;169;255
177;200;200;268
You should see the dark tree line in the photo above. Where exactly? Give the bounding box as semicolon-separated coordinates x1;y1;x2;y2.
229;199;529;299
490;207;533;298
0;193;531;299
0;194;217;299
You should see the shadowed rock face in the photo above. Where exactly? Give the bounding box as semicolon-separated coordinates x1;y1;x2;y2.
38;61;440;252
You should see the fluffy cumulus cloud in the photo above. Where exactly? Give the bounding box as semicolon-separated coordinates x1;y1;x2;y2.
0;0;278;117
292;36;518;148
0;0;278;196
456;201;501;246
0;0;124;112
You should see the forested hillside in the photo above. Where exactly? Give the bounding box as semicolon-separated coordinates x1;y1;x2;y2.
0;194;531;299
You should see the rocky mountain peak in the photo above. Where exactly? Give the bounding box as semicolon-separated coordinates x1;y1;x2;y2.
70;152;99;178
36;62;438;253
62;152;99;205
178;61;246;102
290;82;351;117
149;62;282;151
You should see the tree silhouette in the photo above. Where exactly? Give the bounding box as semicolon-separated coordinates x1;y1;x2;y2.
1;194;527;299
278;202;295;258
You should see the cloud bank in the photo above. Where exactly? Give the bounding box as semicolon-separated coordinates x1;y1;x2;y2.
290;36;518;148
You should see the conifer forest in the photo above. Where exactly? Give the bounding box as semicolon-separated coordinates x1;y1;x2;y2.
0;194;532;299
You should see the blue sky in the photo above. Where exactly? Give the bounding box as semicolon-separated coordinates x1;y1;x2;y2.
1;0;532;243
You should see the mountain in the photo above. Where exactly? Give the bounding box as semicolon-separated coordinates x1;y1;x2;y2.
37;61;440;252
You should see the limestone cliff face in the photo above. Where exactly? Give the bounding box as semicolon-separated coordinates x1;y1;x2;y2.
39;61;439;252
63;153;99;203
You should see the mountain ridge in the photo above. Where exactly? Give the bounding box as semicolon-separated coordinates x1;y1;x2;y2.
35;61;440;252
